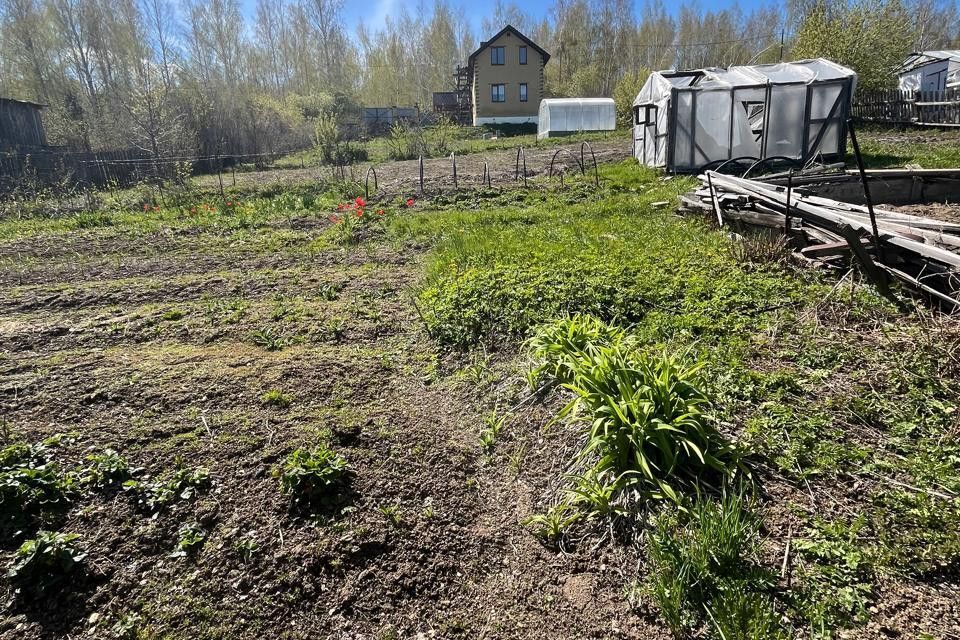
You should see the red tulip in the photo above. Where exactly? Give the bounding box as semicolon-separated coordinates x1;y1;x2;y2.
376;209;384;215
406;198;414;207
355;196;366;207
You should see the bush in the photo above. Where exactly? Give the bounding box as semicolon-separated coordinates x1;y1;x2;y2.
275;445;349;506
7;531;87;596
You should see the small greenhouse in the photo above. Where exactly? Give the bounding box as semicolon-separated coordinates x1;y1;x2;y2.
538;98;616;139
897;50;960;92
632;58;857;173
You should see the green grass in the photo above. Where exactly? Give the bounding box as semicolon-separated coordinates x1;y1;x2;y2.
381;158;960;635
856;125;960;168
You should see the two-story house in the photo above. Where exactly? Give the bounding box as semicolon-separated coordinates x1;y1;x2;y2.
468;25;550;126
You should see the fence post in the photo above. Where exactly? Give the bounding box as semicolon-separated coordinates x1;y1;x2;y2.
418;155;424;195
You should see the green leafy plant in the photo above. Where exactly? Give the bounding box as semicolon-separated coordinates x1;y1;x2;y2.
527;313;627;388
379;504;404;528
564;468;625;518
318;282;342;301
522;502;581;544
0;438;75;537
251;326;288;351
123;466;210;513
78;448;131;488
555;339;743;504
261;389;293;408
235;538;259;564
793;516;875;630
479;411;506;453
275;445;349;506
172;522;207;558
7;531;86;595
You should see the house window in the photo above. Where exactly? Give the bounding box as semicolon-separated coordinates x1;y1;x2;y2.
519;83;528;102
519;46;527;65
491;84;506;102
490;46;505;65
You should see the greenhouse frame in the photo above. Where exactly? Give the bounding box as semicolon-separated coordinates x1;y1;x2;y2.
537;98;616;139
632;58;857;173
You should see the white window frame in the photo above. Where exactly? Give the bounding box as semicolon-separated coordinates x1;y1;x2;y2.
491;84;506;102
519;83;528;102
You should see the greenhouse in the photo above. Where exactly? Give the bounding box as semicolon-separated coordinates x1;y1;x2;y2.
632;58;857;173
537;98;616;139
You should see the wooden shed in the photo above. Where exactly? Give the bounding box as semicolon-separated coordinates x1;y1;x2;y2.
0;97;47;151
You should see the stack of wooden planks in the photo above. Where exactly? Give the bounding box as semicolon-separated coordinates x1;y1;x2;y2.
680;171;960;309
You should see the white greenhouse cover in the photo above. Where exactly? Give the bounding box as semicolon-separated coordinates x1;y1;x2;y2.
896;51;960;91
538;98;616;138
632;58;857;172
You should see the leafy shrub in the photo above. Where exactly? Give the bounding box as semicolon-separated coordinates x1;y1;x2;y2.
7;531;87;596
275;445;349;506
646;490;786;639
123;467;210;513
78;448;131;488
0;438;75;538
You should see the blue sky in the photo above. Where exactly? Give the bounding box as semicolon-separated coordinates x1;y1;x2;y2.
337;0;773;35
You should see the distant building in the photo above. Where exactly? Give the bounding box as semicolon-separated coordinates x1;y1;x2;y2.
0;97;47;151
896;50;960;92
467;25;549;126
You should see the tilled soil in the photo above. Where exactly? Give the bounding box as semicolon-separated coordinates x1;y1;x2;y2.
196;139;633;198
0;209;664;639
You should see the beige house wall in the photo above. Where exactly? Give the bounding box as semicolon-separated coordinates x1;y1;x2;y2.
471;30;545;124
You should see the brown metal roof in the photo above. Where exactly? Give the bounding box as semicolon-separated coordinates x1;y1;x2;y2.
467;25;550;66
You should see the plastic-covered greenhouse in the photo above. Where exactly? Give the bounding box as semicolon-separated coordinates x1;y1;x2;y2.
632;59;857;172
538;98;616;139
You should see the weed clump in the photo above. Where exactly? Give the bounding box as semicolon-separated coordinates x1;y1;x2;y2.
123;466;210;513
261;389;293;408
7;531;87;597
78;448;131;488
0;437;75;539
646;490;787;639
275;445;350;508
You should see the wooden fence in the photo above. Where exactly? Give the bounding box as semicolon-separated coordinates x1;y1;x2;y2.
853;88;960;126
0;147;166;192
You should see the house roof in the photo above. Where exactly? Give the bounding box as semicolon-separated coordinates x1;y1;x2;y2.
897;50;960;75
0;97;46;108
467;25;550;66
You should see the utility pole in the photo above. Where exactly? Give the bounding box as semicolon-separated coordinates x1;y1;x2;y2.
779;29;785;62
